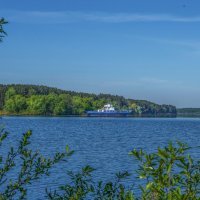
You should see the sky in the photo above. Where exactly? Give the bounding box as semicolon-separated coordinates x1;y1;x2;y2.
1;0;200;108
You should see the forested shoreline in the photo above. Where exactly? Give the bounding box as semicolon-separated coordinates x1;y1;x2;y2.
177;108;200;117
0;84;177;116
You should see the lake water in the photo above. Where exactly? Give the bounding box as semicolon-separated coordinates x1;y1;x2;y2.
0;117;200;199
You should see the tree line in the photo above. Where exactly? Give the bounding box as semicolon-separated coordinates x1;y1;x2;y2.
0;84;177;116
177;108;200;117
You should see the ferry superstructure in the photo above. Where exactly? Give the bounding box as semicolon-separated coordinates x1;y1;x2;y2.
86;104;131;117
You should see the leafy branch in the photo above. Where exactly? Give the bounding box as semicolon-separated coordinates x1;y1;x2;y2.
0;129;73;200
0;18;8;42
129;141;200;200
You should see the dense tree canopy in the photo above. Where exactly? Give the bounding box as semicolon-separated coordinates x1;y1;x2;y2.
0;84;177;116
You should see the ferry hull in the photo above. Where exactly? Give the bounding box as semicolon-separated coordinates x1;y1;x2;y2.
86;111;131;117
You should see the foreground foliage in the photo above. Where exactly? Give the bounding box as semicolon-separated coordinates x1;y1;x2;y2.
46;141;199;200
129;142;200;200
46;168;134;200
1;128;199;199
0;128;73;199
0;18;7;42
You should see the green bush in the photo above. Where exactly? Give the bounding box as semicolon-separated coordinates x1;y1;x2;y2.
129;142;200;200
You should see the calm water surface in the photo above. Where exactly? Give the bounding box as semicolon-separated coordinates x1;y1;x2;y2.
0;117;200;199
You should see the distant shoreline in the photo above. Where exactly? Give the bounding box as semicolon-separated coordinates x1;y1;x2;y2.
1;115;200;119
0;84;177;117
177;108;200;118
0;113;178;118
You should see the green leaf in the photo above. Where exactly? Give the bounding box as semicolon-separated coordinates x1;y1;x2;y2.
167;164;172;174
146;182;153;190
65;145;69;153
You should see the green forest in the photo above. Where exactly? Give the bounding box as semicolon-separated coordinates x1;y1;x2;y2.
0;84;177;116
177;108;200;117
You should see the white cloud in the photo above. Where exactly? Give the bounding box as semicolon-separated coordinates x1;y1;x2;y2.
2;10;200;24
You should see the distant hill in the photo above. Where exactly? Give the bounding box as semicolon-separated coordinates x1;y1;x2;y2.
0;84;177;116
177;108;200;117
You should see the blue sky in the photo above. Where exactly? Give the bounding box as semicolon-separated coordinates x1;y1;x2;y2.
1;0;200;107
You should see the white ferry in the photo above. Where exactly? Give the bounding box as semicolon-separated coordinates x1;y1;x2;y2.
86;104;131;117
